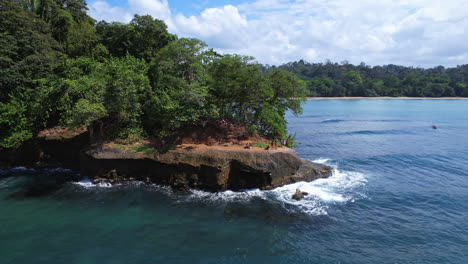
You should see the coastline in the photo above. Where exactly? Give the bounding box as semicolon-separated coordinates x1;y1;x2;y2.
307;97;468;100
0;134;333;192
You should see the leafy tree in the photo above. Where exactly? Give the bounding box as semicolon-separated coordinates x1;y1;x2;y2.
129;15;175;62
208;55;265;122
0;97;32;148
60;56;151;140
209;57;305;138
65;99;107;129
0;1;66;147
96;15;174;62
148;38;211;131
257;69;306;138
342;71;363;96
95;21;133;57
64;19;98;57
0;1;65;102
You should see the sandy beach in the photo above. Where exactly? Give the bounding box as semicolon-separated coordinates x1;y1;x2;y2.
307;97;468;100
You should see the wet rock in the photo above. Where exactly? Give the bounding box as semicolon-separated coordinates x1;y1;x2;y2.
292;188;309;201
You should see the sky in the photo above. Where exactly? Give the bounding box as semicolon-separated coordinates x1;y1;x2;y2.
87;0;468;68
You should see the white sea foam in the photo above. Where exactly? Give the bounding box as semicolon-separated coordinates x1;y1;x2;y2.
187;188;266;203
69;159;367;215
73;179;114;188
182;158;367;215
268;160;367;214
312;158;331;164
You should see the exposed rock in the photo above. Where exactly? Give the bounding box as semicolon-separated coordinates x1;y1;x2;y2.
81;145;333;192
0;131;88;169
0;132;334;192
292;188;309;201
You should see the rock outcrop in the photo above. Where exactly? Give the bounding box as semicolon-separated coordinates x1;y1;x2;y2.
0;132;87;169
292;188;309;201
1;132;333;192
81;145;333;192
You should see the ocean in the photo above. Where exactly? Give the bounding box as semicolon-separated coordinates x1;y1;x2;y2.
1;99;467;264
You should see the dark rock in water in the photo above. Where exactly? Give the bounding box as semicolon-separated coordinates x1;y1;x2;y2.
292;188;309;201
81;146;334;192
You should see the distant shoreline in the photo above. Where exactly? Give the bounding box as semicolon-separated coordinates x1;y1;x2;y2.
307;97;468;100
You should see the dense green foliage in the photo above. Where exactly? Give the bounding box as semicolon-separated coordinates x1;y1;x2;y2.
280;60;468;97
0;1;305;148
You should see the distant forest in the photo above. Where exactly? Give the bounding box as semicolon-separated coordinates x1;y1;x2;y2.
279;60;468;97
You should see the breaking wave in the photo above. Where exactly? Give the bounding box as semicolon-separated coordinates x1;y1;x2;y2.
74;178;114;188
320;119;346;124
184;158;367;215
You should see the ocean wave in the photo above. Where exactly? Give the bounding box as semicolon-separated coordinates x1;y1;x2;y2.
372;119;408;123
73;179;114;188
336;129;410;136
185;188;267;204
0;167;36;175
320;119;346;124
267;159;367;214
312;158;331;164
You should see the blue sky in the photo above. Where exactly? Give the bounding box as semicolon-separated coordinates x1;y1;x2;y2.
98;0;248;16
169;0;247;15
88;0;468;67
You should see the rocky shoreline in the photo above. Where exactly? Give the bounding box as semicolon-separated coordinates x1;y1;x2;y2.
0;134;333;192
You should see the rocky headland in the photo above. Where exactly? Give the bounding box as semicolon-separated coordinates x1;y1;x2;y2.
0;131;333;192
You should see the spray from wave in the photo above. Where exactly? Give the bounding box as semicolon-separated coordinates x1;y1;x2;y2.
74;178;114;188
268;159;367;214
183;158;367;215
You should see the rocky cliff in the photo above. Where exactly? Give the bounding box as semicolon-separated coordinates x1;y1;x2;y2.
82;145;333;191
1;134;333;192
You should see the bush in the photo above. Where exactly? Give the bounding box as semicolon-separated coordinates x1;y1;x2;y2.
115;127;146;145
252;142;269;148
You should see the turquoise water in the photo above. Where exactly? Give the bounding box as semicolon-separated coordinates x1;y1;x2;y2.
1;99;468;264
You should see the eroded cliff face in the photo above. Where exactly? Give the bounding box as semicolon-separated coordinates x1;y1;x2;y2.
1;134;333;192
0;133;87;169
82;146;333;192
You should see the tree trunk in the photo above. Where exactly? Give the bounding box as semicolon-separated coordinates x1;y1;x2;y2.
99;121;104;138
88;125;94;142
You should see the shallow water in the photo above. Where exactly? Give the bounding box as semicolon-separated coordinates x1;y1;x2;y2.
1;99;468;264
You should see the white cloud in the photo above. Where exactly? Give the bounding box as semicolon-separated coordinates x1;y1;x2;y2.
89;1;133;23
89;0;171;23
173;5;248;49
88;0;468;67
128;0;172;21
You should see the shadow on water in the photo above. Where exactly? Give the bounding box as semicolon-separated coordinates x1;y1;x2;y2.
1;168;80;199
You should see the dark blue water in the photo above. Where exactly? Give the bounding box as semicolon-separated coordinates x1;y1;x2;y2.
1;99;468;264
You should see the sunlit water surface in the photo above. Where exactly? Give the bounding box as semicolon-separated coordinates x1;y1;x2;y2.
1;99;468;263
